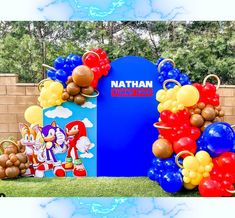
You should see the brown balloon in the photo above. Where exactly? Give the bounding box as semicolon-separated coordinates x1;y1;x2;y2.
194;108;201;114
0;166;6;179
66;82;81;96
66;76;73;84
0;154;9;168
197;102;206;109
218;110;225;117
213;116;222;123
81;86;95;95
152;139;173;159
201;107;216;121
74;94;86;105
62;92;70;100
72;65;94;87
5;166;20;178
69;96;74;101
190;114;204;127
200;121;212;132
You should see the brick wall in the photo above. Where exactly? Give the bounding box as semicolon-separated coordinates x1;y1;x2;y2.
0;74;234;140
0;74;39;139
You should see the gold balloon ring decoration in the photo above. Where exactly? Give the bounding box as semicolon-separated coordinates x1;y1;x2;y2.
203;74;221;90
175;150;194;168
82;51;101;64
163;79;181;91
158;58;176;73
0;140;20;154
81;89;99;98
153;122;172;130
37;78;53;92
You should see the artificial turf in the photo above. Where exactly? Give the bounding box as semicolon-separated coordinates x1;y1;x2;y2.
0;177;200;197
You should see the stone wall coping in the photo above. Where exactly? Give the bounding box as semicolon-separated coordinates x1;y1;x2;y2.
0;74;18;77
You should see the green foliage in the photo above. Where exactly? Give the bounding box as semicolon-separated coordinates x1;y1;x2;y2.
0;21;234;84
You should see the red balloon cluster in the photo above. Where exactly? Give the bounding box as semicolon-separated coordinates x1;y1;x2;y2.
199;152;235;197
157;110;200;157
193;82;220;106
83;48;111;88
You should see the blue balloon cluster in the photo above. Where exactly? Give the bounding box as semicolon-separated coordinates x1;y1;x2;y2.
148;156;183;193
156;57;192;89
197;122;235;157
47;54;83;86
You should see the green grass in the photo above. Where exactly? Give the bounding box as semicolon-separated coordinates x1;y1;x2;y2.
0;177;200;197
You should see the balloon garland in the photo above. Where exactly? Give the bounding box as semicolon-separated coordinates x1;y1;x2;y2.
24;48;111;125
149;57;235;197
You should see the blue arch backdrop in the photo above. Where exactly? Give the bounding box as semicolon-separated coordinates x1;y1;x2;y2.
43;56;161;177
97;56;161;176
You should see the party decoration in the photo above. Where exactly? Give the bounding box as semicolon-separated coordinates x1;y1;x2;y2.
173;137;197;157
152;59;233;197
62;65;99;105
176;85;199;107
156;79;199;113
175;150;213;187
148;156;183;193
193;74;220;106
202;122;235;156
83;48;111;88
24;105;43;126
38;80;64;108
0;140;30;179
156;58;191;88
199;152;235;197
152;138;173;159
189;103;225;131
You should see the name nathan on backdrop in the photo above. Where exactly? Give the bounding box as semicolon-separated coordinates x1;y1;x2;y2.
111;81;153;97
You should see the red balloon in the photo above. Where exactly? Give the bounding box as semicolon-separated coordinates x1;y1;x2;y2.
199;178;222;197
84;53;100;68
190;127;201;140
173;137;197;158
221;180;234;197
210;166;224;182
202;82;216;97
160;110;172;123
193;83;203;92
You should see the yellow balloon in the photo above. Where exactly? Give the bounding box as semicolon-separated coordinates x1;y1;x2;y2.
50;82;64;93
176;85;199;107
195;151;211;166
24;105;42;125
183;156;200;171
44;80;53;88
183;182;196;190
191;173;203;185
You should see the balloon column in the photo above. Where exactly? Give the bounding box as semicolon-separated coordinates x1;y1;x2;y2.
24;48;111;126
149;58;235;197
156;58;191;89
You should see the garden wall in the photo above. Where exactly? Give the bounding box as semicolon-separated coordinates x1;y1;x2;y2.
0;74;235;140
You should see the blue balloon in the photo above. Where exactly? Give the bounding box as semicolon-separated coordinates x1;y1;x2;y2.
62;64;72;73
166;82;175;89
66;54;83;67
71;55;82;66
158;75;165;83
47;69;56;80
159;62;173;73
156;57;164;68
148;168;157;181
178;73;190;85
159;71;167;78
152;158;164;170
202;122;235;156
167;69;180;80
160;171;183;193
55;69;68;83
54;56;65;69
